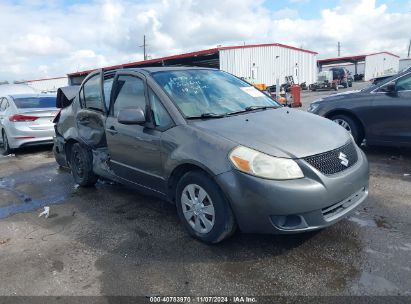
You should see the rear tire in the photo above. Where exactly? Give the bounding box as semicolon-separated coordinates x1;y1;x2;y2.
70;143;98;187
330;114;363;145
2;131;12;155
176;170;236;244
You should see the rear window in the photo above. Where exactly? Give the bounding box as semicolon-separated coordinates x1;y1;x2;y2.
13;97;56;109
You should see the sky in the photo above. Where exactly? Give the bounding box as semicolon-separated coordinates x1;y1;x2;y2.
0;0;410;81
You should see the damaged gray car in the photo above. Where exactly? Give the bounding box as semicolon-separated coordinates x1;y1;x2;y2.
53;67;369;243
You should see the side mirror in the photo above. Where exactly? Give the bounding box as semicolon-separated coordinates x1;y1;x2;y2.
117;108;146;125
385;83;396;93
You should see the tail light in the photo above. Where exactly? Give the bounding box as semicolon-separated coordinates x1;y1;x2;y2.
9;114;39;122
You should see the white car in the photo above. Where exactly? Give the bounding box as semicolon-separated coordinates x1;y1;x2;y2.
0;94;58;154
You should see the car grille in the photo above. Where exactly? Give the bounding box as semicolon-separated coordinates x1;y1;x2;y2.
303;141;358;175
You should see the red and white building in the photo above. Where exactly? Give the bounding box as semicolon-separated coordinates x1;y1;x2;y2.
68;43;318;87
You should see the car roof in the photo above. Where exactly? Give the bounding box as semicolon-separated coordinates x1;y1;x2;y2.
104;66;218;75
8;93;56;99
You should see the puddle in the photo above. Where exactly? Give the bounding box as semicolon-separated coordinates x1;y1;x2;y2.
357;272;399;293
348;216;377;227
0;178;67;219
0;194;66;219
374;216;393;229
388;243;411;252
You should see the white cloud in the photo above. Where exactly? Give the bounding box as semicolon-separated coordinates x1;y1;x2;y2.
0;0;409;81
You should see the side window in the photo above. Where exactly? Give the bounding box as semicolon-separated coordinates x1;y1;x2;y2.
396;74;411;92
0;98;8;111
148;88;173;129
112;75;146;117
83;74;104;111
103;77;114;110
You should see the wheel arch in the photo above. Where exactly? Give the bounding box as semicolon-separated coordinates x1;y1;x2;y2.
325;109;366;138
167;162;217;203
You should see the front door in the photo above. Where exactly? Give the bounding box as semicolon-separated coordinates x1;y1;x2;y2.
105;73;165;193
369;72;411;145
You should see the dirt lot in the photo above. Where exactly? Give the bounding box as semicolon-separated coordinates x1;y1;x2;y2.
0;83;410;298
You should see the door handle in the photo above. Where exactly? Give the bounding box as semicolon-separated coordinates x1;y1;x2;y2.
106;126;118;135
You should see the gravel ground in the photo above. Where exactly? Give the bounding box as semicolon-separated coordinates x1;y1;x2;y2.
0;83;410;298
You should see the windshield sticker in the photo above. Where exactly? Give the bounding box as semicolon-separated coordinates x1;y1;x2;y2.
240;86;265;98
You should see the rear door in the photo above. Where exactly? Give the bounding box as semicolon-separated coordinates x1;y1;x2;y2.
105;72;167;194
369;72;411;145
76;70;107;148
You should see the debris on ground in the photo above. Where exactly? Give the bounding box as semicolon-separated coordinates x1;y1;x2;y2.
38;206;50;218
404;173;410;177
0;238;11;245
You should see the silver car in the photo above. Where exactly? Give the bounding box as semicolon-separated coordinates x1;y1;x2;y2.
0;94;58;154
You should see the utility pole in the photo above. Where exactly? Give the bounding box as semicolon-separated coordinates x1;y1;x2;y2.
338;41;341;57
408;38;411;58
139;35;148;60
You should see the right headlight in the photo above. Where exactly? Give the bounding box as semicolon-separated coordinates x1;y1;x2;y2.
229;146;304;180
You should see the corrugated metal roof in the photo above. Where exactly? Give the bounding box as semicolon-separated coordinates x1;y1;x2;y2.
67;43;318;77
318;51;400;64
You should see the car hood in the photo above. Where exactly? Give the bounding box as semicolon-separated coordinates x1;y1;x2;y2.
191;107;351;159
320;90;361;101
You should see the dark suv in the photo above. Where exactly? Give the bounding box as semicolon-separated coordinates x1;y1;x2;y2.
330;67;353;88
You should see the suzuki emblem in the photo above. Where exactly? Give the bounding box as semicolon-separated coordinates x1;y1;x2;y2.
339;152;349;167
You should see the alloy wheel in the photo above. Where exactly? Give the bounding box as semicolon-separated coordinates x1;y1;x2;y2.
181;184;215;234
333;118;352;133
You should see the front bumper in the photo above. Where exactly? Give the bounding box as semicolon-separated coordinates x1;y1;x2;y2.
215;146;369;234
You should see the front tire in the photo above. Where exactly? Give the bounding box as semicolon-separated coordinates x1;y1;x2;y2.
176;170;236;244
70;143;98;187
330;114;363;145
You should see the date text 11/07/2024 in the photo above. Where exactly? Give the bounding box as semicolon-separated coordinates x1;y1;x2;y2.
149;296;257;303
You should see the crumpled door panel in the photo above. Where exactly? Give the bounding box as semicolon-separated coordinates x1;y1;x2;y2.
76;110;107;148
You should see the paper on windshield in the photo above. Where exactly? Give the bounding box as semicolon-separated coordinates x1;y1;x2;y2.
240;86;265;98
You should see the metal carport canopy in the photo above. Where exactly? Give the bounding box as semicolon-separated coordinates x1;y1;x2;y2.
318;54;367;66
67;43;318;85
317;52;400;71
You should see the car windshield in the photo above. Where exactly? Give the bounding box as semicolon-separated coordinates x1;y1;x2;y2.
13;97;56;109
151;69;279;118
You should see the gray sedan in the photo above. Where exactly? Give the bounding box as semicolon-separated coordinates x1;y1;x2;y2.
308;70;411;147
0;94;58;154
54;67;369;243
